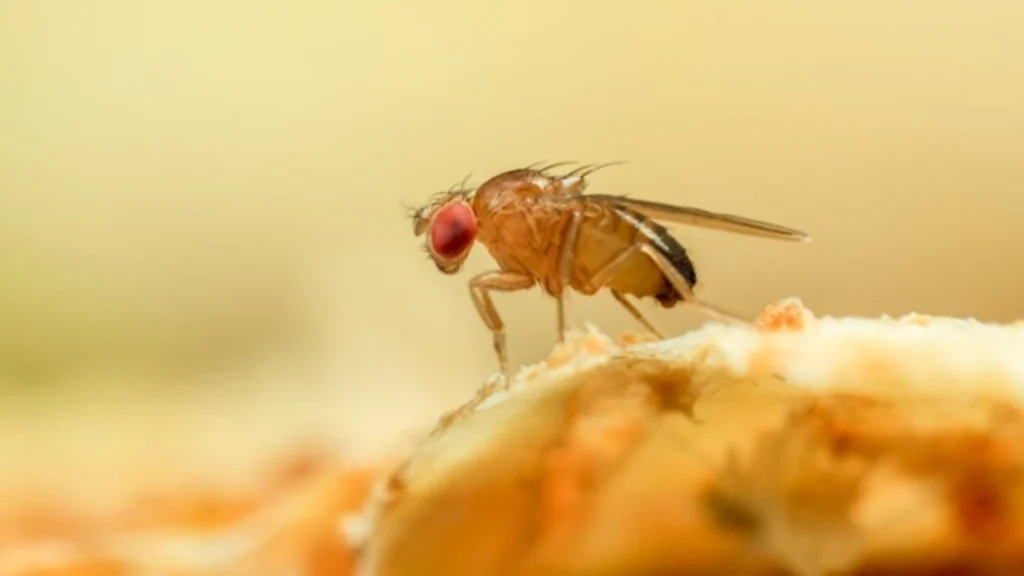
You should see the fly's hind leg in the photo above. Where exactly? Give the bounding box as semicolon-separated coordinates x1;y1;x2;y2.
469;271;536;381
610;290;665;338
637;244;748;326
584;243;665;338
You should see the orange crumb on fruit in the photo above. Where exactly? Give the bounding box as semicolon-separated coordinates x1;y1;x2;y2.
617;331;661;347
755;298;814;332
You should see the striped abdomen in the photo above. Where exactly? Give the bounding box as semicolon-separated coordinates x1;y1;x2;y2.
570;205;697;308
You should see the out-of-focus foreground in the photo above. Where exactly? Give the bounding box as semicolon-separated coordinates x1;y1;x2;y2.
7;300;1024;575
2;0;1024;574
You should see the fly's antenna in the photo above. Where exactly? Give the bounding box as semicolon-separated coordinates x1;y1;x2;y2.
405;201;430;236
420;242;434;259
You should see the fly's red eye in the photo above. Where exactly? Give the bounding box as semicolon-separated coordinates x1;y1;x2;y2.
430;202;477;260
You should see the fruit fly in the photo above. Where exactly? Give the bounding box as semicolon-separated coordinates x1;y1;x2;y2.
410;162;811;379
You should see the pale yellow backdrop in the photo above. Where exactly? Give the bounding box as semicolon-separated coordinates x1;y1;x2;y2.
2;0;1024;502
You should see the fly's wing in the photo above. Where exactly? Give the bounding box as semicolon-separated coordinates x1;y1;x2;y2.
581;194;811;242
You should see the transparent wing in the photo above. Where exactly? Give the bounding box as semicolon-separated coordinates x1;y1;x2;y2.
581;193;811;242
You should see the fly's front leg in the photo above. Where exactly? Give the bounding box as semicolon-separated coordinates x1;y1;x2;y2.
468;271;536;380
638;244;748;326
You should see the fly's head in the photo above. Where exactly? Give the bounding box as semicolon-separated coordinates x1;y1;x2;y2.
410;188;477;275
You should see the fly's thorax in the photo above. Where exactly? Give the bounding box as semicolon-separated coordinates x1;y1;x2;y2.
552;173;587;195
470;168;560;264
472;170;551;210
474;199;576;290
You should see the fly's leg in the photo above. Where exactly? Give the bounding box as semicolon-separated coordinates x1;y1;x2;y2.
610;290;665;338
555;207;584;343
638;244;748;326
587;244;640;287
468;271;536;381
583;243;665;338
556;296;566;342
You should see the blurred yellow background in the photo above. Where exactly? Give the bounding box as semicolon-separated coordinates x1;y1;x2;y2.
2;0;1024;505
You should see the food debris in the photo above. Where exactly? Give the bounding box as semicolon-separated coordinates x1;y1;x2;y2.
754;297;815;332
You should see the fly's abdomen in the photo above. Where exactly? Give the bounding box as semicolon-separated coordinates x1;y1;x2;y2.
642;218;697;307
572;206;697;307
